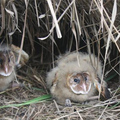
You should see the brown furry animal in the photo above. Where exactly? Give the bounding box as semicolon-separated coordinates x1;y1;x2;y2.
0;44;29;91
0;45;15;91
46;52;111;106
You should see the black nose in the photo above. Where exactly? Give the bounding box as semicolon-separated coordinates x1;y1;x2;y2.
74;78;80;83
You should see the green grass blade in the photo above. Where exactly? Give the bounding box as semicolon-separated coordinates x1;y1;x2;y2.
105;73;117;82
0;94;51;109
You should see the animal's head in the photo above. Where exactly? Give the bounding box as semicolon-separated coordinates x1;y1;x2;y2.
0;48;15;76
67;72;92;94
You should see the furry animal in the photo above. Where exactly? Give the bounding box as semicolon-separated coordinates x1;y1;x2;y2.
0;44;29;91
0;45;15;91
46;52;111;105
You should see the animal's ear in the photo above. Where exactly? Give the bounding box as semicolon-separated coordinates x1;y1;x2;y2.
94;76;111;100
11;44;29;68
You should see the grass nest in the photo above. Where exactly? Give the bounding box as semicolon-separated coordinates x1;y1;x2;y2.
0;0;120;119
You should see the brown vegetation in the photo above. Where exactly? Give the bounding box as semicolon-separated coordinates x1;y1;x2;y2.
0;0;120;119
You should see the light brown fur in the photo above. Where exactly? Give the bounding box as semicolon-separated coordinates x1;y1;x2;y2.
0;72;15;91
0;45;15;91
46;52;110;105
0;44;29;91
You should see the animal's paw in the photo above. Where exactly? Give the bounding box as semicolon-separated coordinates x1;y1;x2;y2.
65;99;72;107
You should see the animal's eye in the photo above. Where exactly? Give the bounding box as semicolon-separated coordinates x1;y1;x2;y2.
0;59;3;64
8;58;10;62
74;78;80;83
84;76;87;81
9;55;14;62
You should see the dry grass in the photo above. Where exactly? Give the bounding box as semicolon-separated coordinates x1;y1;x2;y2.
0;0;120;119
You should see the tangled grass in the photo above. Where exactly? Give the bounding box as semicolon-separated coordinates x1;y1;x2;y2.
0;0;120;119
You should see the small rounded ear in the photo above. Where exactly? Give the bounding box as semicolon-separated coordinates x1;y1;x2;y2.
11;44;29;68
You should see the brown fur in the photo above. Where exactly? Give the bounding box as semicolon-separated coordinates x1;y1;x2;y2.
0;45;15;91
46;52;110;105
0;72;15;91
0;44;29;91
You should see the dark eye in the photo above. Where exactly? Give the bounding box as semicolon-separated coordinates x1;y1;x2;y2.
8;58;10;62
9;55;14;63
0;59;3;64
84;76;87;81
74;78;80;83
